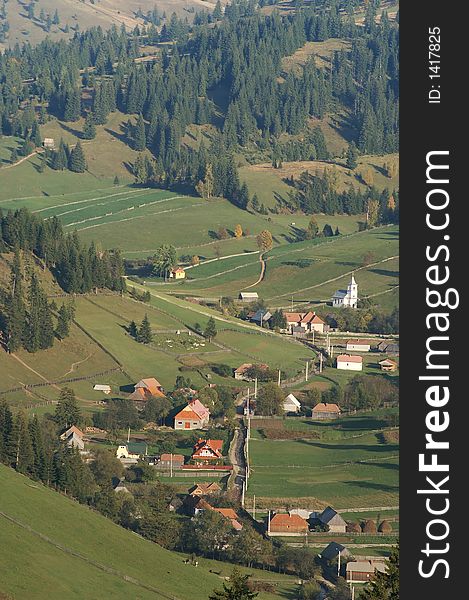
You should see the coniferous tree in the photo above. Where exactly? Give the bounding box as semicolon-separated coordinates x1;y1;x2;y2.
137;314;153;344
82;112;96;140
133;114;147;151
204;317;217;342
63;88;81;122
55;388;81;431
52;139;68;171
5;249;26;353
56;304;71;340
68;141;87;173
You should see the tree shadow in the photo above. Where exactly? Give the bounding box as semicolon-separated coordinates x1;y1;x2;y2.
369;268;399;278
104;126;129;146
58;121;84;138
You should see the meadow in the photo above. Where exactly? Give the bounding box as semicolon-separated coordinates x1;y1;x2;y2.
0;465;298;600
246;411;399;510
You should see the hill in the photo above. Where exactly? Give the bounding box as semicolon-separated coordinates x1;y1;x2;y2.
0;465;297;599
0;0;225;49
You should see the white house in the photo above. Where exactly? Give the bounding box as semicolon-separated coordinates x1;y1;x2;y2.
332;274;358;308
283;393;301;413
345;339;371;352
336;354;363;371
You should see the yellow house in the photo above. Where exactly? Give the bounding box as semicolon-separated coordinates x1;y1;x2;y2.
170;267;186;280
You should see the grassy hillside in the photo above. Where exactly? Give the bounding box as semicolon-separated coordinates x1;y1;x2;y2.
0;465;297;600
1;0;225;49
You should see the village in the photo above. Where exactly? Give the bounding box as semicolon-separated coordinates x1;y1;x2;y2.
51;274;398;596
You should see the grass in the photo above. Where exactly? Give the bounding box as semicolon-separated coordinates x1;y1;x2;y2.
0;465;297;600
246;410;399;509
239;154;399;209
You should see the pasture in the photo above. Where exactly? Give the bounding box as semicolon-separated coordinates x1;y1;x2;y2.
246;411;399;509
0;465;297;600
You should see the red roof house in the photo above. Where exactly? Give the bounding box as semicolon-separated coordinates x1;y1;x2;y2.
191;439;224;465
174;399;210;430
129;378;165;403
269;513;309;536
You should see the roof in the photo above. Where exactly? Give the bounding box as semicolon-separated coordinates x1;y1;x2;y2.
284;312;305;323
60;425;84;440
346;561;386;574
174;399;210;421
333;289;347;298
312;403;341;414
321;542;349;561
192;439;224;458
214;508;238;520
336;354;363;363
319;507;347;527
284;393;301;408
189;482;222;494
171;267;185;273
93;384;111;391
239;292;259;299
234;363;253;374
379;358;398;366
301;311;325;325
160;453;185;463
135;378;164;395
346;339;371;346
270;514;308;528
251;309;271;322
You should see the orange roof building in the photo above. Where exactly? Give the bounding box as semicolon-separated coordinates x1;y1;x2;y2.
269;513;309;536
129;378;165;403
174;399;210;430
213;508;243;531
191;439;224;464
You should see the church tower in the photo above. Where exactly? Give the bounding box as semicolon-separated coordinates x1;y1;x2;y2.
346;274;358;308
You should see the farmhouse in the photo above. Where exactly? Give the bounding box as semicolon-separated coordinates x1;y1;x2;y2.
129;378;165;403
377;341;399;355
234;363;268;381
321;542;353;562
116;441;148;460
184;495;213;516
312;403;341;420
250;309;271;326
43;137;55;149
64;431;85;451
158;454;185;470
174;399;210;430
332;274;358;308
112;479;131;495
346;560;387;583
189;482;222;496
169;267;186;279
345;339;371;352
239;292;259;302
269;513;309;536
379;358;398;372
336;354;363;371
318;507;347;533
283;311;326;334
191;439;224;465
93;384;112;394
214;508;243;531
283;393;301;413
60;425;84;441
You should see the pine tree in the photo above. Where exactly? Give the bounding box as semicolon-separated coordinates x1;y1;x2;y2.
13;412;34;475
133;114;147;151
68;141;87;173
29;415;46;480
52;139;68;171
204;317;217;342
63;88;81;122
361;544;399;599
5;249;26;353
56;305;71;340
55;388;81;431
82;112;96;140
346;141;358;169
128;320;138;338
137;314;153;344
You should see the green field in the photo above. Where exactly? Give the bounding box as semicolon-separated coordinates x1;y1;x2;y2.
246;411;399;510
0;465;297;600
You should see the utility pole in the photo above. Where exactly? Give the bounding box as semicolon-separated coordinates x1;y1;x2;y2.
170;453;173;478
319;353;323;373
127;427;130;443
278;369;281;386
267;510;271;534
338;549;341;576
291;295;293;311
253;494;256;521
254;378;258;399
305;360;309;382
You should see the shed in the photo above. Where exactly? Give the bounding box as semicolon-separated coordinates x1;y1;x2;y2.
93;384;112;394
239;292;259;302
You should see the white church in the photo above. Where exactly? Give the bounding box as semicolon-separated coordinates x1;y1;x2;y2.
332;274;358;308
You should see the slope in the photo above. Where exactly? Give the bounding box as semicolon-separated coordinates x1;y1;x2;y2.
0;465;301;600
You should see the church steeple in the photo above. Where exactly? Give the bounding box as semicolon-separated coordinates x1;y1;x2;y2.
347;273;358;308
